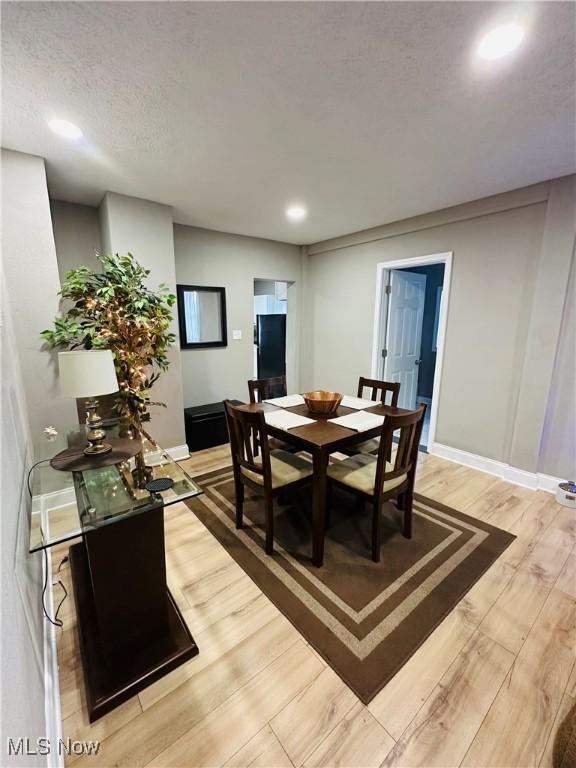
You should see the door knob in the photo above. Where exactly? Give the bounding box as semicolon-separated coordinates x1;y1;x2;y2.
415;359;422;365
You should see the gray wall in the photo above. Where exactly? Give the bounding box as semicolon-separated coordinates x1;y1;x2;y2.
44;175;575;478
49;201;303;437
302;179;575;475
508;176;576;473
1;240;48;767
174;226;302;407
99;192;186;449
2;150;76;436
539;249;576;480
50;200;101;281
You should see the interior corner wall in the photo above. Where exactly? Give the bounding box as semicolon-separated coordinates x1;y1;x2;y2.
538;246;576;480
174;225;302;407
1;150;61;767
508;175;576;473
99;192;186;449
1;149;76;434
302;184;558;470
1;289;48;768
50;200;102;282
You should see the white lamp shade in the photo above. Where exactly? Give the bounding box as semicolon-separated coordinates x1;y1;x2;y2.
58;350;119;398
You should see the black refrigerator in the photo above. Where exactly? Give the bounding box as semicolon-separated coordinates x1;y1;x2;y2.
256;314;286;379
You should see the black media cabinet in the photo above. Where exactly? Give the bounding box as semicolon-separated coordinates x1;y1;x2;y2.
184;400;242;453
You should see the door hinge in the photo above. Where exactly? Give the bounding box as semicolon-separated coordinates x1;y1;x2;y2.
381;348;387;358
385;284;392;295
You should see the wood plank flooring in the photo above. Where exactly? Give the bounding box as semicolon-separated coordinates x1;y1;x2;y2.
53;445;575;767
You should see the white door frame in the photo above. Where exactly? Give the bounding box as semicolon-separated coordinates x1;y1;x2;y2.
370;251;453;447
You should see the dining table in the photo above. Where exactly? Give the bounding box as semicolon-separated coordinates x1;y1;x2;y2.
238;398;413;567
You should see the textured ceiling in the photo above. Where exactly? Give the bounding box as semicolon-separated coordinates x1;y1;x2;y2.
2;1;575;244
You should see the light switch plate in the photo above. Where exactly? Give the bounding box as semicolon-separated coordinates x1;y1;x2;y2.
232;329;242;340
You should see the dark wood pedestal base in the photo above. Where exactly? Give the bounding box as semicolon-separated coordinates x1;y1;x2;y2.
69;540;198;722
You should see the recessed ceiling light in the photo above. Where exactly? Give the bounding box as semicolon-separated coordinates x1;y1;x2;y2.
286;205;307;221
48;119;83;139
477;24;525;60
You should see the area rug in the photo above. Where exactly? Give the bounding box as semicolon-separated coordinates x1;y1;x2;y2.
185;466;515;703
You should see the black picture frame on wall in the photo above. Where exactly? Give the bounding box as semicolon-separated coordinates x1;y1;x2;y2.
177;284;228;349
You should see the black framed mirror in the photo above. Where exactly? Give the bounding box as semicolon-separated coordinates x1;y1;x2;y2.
177;285;227;349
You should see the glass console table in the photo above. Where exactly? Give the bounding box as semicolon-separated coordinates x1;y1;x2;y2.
30;425;202;722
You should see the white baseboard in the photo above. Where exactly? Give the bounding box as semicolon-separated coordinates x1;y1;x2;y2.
428;441;564;494
166;444;190;461
43;548;64;768
537;472;567;494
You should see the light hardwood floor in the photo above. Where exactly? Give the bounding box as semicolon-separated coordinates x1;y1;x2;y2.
52;446;575;767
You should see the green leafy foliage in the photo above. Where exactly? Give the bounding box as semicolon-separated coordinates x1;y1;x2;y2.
42;253;175;430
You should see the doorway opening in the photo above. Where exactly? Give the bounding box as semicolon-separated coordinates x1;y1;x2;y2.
253;280;288;380
371;252;452;451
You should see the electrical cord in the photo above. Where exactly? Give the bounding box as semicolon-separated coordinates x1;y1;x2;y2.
40;545;68;628
27;459;50;497
27;459;69;628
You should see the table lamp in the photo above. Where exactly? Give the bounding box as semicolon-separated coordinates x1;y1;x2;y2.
58;350;119;455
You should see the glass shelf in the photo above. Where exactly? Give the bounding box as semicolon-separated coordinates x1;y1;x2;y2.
30;424;202;553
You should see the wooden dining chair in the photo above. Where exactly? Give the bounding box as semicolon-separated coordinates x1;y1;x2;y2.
327;405;426;562
248;375;287;403
224;400;313;555
247;376;297;455
357;376;401;406
343;376;401;457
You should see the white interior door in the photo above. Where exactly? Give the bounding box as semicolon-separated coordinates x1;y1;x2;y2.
384;270;426;409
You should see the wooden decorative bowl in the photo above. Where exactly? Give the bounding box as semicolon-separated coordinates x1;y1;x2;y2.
303;390;343;415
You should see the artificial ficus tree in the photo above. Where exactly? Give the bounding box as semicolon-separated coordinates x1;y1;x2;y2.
42;253;176;437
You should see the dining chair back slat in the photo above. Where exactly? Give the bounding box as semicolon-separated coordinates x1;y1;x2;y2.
248;375;287;404
357;376;400;406
375;405;426;491
247;375;291;456
224;400;271;486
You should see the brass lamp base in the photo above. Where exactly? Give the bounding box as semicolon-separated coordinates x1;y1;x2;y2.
84;398;113;456
84;442;112;456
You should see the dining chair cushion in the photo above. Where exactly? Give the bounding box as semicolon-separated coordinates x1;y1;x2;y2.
327;453;407;495
241;449;313;489
354;437;380;455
